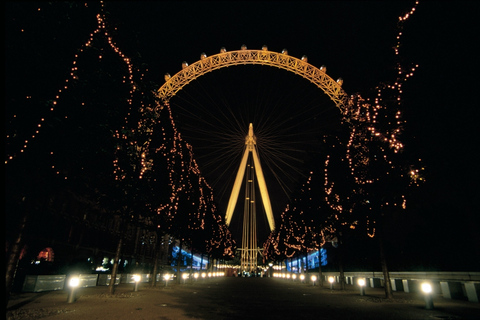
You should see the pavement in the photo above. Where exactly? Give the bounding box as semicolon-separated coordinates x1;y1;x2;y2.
6;276;480;320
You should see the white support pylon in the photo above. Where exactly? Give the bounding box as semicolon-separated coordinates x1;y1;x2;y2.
225;123;275;231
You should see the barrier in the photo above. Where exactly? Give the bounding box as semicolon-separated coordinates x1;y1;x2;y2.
464;282;480;303
22;275;66;292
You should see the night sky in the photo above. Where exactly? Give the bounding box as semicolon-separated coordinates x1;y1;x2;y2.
5;1;480;270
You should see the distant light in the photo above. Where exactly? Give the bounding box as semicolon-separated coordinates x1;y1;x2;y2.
311;275;317;282
358;278;366;287
69;277;80;288
421;282;432;294
133;274;141;283
328;276;335;284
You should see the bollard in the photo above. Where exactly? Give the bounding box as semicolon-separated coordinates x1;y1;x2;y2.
358;278;366;296
67;277;80;303
328;276;335;290
133;274;141;292
421;282;434;310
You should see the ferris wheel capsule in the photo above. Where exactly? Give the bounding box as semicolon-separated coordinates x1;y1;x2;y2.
220;47;226;53
301;55;308;62
164;73;171;81
182;61;188;69
262;45;268;51
200;52;207;59
336;78;343;86
282;49;288;55
241;44;247;50
320;65;327;72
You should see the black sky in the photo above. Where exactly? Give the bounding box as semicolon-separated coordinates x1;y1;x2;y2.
5;1;480;269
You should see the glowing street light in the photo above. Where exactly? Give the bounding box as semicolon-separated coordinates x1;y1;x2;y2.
67;276;80;303
163;273;171;287
182;273;188;284
328;276;335;290
421;282;434;309
132;274;141;292
299;274;305;283
311;275;317;286
357;278;366;296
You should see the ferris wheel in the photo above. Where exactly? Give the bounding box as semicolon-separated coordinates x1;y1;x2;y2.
155;45;350;245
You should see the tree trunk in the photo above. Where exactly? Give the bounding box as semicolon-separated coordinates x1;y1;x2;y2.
379;233;393;299
176;239;183;283
109;237;123;294
5;213;28;307
338;240;346;290
151;234;161;287
318;248;323;287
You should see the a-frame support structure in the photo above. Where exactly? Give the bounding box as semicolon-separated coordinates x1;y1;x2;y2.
225;123;275;274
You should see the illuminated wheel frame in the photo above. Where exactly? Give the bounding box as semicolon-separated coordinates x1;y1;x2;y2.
156;45;348;112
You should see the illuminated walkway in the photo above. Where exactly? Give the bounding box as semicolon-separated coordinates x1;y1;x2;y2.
7;276;480;319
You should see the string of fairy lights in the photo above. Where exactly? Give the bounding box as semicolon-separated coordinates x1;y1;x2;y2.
264;1;423;260
6;2;235;258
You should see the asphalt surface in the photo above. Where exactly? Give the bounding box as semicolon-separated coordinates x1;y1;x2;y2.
6;276;480;319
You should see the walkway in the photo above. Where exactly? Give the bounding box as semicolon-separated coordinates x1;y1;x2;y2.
7;276;480;319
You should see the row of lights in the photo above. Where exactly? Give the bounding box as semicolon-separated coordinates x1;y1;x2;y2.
273;273;434;309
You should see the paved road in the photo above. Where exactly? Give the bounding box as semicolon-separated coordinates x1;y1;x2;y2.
6;276;480;319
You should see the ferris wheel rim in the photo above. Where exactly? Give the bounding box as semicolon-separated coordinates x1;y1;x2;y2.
156;46;349;112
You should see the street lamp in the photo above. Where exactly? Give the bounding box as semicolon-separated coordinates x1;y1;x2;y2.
421;282;434;309
67;276;80;303
132;274;141;292
328;276;335;290
357;278;366;296
299;274;305;283
163;273;171;287
182;273;188;284
311;275;317;286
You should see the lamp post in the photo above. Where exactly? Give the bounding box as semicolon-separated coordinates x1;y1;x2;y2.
357;278;366;296
328;276;335;290
421;282;434;309
163;273;171;287
132;274;141;292
299;274;305;283
311;275;317;286
67;276;80;303
182;273;188;284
